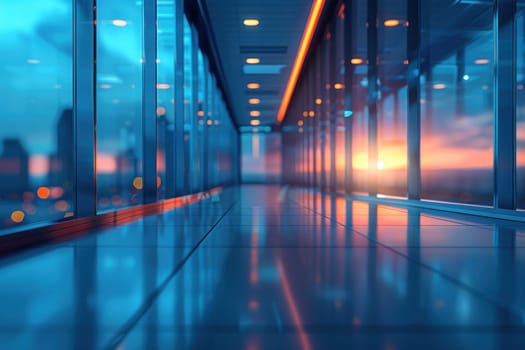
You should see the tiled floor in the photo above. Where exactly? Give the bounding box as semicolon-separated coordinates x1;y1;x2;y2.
2;185;525;349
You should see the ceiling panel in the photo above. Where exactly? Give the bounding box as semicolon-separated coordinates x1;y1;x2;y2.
202;0;313;128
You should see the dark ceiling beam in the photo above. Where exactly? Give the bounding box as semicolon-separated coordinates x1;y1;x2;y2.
184;0;240;130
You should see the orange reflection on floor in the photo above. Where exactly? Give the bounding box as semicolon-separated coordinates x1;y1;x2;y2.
277;258;312;350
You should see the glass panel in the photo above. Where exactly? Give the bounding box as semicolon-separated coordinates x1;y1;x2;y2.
195;50;205;192
321;32;331;190
350;0;369;194
420;0;494;205
156;0;176;200
183;17;193;194
241;133;282;183
96;2;144;211
334;6;346;192
0;0;74;230
377;0;408;196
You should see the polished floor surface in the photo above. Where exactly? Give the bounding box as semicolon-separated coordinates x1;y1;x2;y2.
2;185;525;350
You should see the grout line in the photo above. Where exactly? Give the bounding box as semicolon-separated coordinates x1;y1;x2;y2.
288;193;523;322
104;202;237;350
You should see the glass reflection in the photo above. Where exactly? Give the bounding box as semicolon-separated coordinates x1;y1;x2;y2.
96;1;144;211
156;0;176;200
377;0;408;196
0;0;74;230
420;0;494;205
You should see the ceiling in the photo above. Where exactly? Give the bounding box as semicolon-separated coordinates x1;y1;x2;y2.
202;0;313;128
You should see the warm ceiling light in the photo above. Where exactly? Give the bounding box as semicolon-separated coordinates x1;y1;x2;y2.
247;83;260;89
246;58;260;64
384;19;401;27
156;83;170;89
277;0;326;124
433;83;446;90
334;83;344;90
350;58;363;64
302;111;308;117
250;111;261;117
315;98;322;105
250;120;261;126
243;19;260;26
297;120;304;126
309;111;315;117
474;59;490;65
249;98;261;104
112;19;128;27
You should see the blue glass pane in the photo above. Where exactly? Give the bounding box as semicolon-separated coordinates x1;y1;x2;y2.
0;0;74;231
96;2;144;211
420;0;494;205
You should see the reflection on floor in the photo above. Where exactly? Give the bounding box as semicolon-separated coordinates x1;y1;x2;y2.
1;185;525;350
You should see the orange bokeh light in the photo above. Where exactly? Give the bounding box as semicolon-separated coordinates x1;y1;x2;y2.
37;187;51;199
10;210;25;223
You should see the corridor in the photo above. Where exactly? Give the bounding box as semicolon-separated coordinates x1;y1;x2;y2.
1;185;525;350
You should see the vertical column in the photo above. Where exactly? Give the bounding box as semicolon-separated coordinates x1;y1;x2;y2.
142;0;158;203
329;20;337;192
191;27;199;193
202;63;210;190
407;0;421;199
74;0;97;217
344;0;354;194
367;0;379;196
494;0;516;209
174;1;185;196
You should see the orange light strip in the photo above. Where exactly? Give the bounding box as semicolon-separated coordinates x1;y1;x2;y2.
276;0;326;124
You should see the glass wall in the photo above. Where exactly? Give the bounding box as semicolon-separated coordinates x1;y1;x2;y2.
96;1;144;211
0;1;74;229
420;0;493;205
349;0;369;194
377;0;408;196
156;0;177;200
282;0;522;212
241;132;282;183
1;2;239;235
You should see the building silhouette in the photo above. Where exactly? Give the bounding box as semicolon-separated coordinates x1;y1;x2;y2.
0;138;29;198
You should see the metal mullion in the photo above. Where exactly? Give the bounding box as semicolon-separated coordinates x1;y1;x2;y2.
494;0;517;209
74;0;97;217
344;0;354;195
142;0;158;204
367;0;379;196
407;0;421;199
191;26;199;193
174;1;185;196
329;18;337;192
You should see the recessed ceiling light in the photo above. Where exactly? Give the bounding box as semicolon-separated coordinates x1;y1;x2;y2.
247;83;260;89
248;98;261;105
474;59;489;65
112;19;128;27
433;83;446;90
243;19;260;26
250;120;261;126
333;83;344;90
246;58;260;64
350;58;363;64
315;98;322;105
384;19;401;27
250;111;261;117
